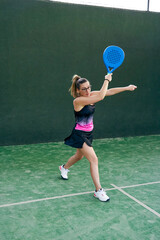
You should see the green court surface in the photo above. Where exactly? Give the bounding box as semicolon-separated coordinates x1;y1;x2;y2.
0;135;160;240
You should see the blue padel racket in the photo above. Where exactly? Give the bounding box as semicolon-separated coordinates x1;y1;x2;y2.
103;45;125;73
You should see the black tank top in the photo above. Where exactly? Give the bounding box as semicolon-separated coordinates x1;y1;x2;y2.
74;105;95;131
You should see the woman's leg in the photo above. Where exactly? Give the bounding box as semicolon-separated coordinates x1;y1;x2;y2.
79;143;101;191
64;149;84;169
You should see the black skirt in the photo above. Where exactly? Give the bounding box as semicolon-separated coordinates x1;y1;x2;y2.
64;128;93;149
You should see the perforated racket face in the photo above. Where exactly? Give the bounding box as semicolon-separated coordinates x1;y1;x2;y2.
103;46;125;73
107;49;122;64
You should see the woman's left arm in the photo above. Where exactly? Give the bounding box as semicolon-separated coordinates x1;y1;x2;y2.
106;85;137;96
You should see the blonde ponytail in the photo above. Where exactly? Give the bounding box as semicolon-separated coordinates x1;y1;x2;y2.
69;74;81;98
69;74;89;98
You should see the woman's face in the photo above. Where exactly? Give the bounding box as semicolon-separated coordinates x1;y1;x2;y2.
77;81;91;97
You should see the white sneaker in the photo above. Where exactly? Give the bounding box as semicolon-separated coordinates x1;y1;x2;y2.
59;165;70;180
94;188;110;202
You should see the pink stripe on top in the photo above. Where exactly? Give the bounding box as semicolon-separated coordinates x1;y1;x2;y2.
75;122;94;132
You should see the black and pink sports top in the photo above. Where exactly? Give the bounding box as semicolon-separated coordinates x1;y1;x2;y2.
74;105;95;132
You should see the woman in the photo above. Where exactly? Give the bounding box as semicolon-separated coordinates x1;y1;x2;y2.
59;74;137;202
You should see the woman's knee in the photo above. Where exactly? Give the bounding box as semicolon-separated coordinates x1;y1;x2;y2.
76;155;83;161
81;143;98;164
75;151;83;161
89;155;98;165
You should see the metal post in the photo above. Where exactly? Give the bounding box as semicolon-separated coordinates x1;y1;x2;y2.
147;0;150;11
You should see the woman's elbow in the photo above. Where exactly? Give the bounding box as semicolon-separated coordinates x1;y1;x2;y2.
99;94;105;101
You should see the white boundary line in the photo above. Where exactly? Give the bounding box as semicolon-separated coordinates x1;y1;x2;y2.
0;181;160;209
111;184;160;218
119;181;160;189
0;188;116;208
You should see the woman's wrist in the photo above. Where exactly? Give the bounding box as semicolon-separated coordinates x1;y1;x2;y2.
105;78;110;82
105;73;112;82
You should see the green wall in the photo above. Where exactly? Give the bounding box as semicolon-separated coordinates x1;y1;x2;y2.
0;0;160;145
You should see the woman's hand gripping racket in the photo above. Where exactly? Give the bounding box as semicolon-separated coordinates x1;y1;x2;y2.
103;45;125;74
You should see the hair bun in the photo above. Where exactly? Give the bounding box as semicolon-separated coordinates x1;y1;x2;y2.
72;74;81;83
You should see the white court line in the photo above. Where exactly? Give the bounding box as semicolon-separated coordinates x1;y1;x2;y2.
0;181;159;209
111;184;160;218
119;181;160;189
0;188;115;208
